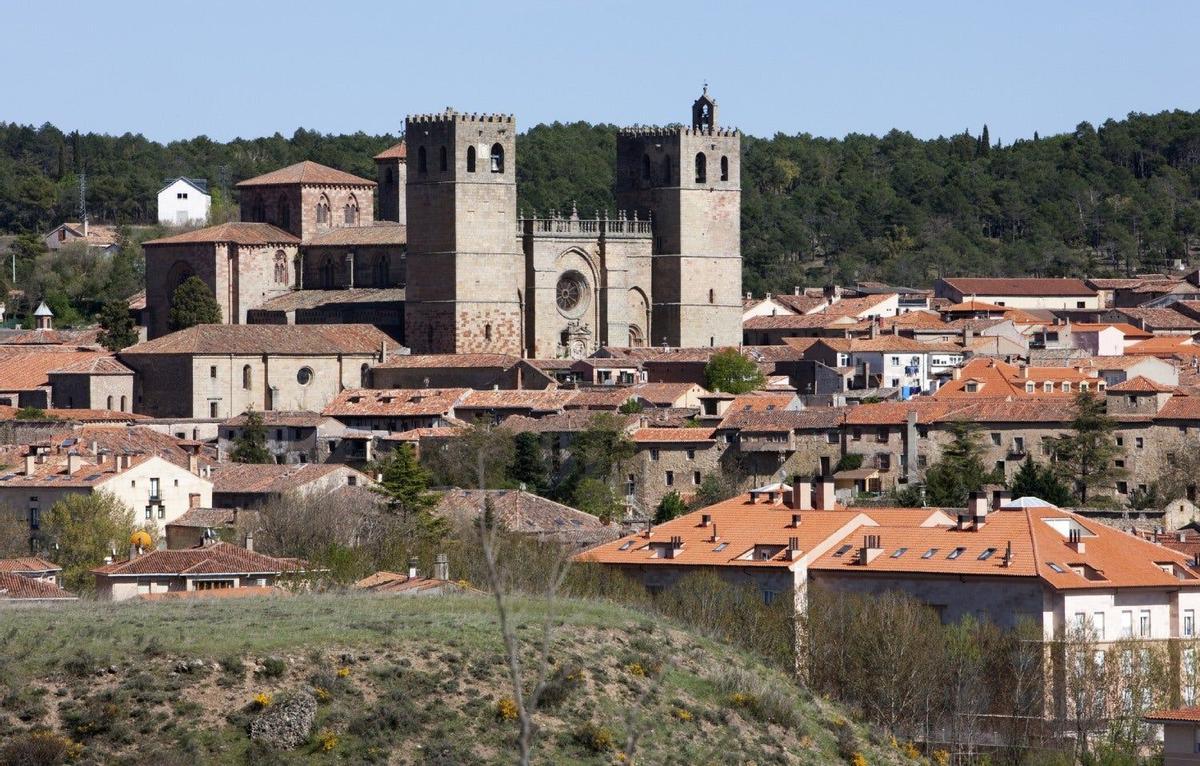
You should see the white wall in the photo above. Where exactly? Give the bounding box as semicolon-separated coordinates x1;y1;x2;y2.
157;180;211;225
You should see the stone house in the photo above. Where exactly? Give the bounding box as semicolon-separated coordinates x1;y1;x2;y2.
321;387;469;432
208;462;371;509
42;221;119;255
47;356;135;412
0;349;115;409
627;427;722;512
370;353;556;391
217;410;346;464
119;324;392;419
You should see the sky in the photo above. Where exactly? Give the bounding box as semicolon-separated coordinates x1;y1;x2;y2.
3;1;1197;144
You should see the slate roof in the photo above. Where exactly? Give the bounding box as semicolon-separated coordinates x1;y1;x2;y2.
236;160;375;187
142;222;300;246
121;324;391;356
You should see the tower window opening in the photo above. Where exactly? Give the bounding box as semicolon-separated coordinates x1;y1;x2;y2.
720;155;729;181
641;154;651;181
439;145;448;172
662;155;671;185
484;323;493;341
467;146;476;173
490;143;504;173
418;146;427;174
695;152;707;184
708;288;715;304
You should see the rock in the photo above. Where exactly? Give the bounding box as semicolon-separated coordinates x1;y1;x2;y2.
250;691;317;750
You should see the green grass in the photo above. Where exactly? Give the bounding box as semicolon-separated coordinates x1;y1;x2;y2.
0;593;910;765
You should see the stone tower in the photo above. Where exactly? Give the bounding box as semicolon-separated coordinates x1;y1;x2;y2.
615;87;742;348
404;110;523;354
374;141;407;224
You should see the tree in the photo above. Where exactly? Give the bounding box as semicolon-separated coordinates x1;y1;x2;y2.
653;490;686;523
0;504;31;557
704;349;765;394
372;445;438;522
1054;390;1123;504
922;421;994;507
95;298;137;351
168;275;221;331
556;413;636;503
15;407;47;420
572;477;621;523
1009;455;1073;506
507;432;550;494
231;410;272;464
42;491;137;593
692;470;741;509
617;398;644;414
422;420;514;489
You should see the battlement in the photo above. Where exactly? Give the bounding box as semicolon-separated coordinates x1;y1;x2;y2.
617;125;739;138
406;108;515;125
518;208;653;239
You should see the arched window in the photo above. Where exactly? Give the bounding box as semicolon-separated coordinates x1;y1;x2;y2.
662;155;671;185
720;155;729;181
490;143;504;173
278;193;290;229
385;167;394;185
293;254;303;289
641;154;651;181
106;395;113;410
316;195;330;224
242;364;252;390
344;195;358;225
417;146;427;174
360;363;370;387
484;323;493;341
439;145;448;172
467;146;476;173
273;250;287;283
694;153;707;184
120;395;126;412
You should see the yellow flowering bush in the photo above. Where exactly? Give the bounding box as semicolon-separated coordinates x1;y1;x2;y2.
312;686;331;703
252;692;272;709
903;741;920;759
671;707;693;722
932;750;950;766
336;667;350;678
496;696;519;722
318;729;339;752
625;662;645;677
851;753;868;766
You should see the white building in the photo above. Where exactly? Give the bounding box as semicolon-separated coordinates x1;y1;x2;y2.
157;178;211;225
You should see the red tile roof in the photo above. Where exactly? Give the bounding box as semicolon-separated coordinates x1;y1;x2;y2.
376;353;521;370
940;277;1096;297
235;160;375;187
0;572;75;600
305;222;406;246
1107;376;1174;393
322;388;469;418
0;350;114;391
92;542;305;576
459;389;576;412
210;463;361;495
373;142;407;160
631;427;716;443
1145;707;1200;723
1117;308;1200;330
0;557;59;574
48;356;134;375
143;222;300;246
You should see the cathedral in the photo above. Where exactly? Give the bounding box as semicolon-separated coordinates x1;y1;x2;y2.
144;89;742;358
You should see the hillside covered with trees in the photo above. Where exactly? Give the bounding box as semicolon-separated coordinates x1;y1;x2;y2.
4;109;1200;298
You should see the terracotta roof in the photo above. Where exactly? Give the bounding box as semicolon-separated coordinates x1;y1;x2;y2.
719;408;845;432
49;425;213;471
811;504;1200;591
221;410;327;428
322;388;468;418
942;299;1007;313
210;463;360;495
122;324;391;356
1126;336;1200;358
1070;322;1154;338
1087;278;1147;290
1145;706;1200;723
354;572;471;594
436;488;618;545
1156;396;1200;420
54;223;119;248
844;399;973;426
773;294;827;314
459;389;576;412
376;353;521;370
165;508;238;529
143;222;300;246
933;358;1099;399
0;451;167;488
818;337;964;354
2;327;102;347
0;557;59;574
0;572;75;600
92;542;306;576
48;356;133;375
305;222;406;246
373;142;407;160
235;160;375;188
1116;308;1200;330
252;288;406;312
0;350;112;390
822;293;897;318
501;410;639;435
1107;376;1174;393
566;383;701;409
631;427;715;443
940;278;1096;297
744;313;859;330
1081;355;1168;370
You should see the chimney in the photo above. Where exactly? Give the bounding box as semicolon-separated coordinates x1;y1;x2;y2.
66;452;82;476
24;453;35;476
970;491;988;528
870;318;878;339
1068;528;1086;554
1021;366;1029;379
700;513;712;527
89;440;98;454
815;475;835;510
433;553;449;581
860;534;883;565
957;513;970;532
379;340;388;364
788;536;801;560
991;489;1011;510
666;535;684;559
407;557;419;578
793;286;800;296
244;531;254;552
789;479;813;511
790;513;802;528
709;522;719;542
1002;540;1013;567
128;543;141;562
188;453;199;476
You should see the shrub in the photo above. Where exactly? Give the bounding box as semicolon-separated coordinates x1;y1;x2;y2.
495;697;518;722
252;693;272;710
538;664;583;709
573;721;615;753
715;668;801;729
258;657;286;679
317;729;338;752
219;655;244;675
0;731;81;766
312;687;331;703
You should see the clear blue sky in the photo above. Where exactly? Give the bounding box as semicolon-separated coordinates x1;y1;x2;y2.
4;0;1197;143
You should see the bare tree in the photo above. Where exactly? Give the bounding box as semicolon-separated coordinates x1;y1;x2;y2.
0;503;31;557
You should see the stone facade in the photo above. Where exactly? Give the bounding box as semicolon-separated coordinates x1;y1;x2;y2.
239;181;375;244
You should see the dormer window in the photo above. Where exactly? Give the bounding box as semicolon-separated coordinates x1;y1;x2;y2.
965;382;979;393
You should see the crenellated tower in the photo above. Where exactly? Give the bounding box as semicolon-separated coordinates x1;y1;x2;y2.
614;87;742;348
404;110;523;354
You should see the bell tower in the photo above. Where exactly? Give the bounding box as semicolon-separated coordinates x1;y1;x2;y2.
614;88;742;348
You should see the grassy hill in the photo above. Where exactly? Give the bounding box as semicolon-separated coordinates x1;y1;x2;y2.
0;592;913;765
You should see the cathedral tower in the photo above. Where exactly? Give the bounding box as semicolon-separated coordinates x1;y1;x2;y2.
615;87;742;348
404;110;523;354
